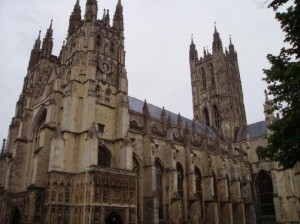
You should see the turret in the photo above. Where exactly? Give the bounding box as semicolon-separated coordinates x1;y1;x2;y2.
113;0;124;33
212;25;223;54
28;30;41;69
264;90;275;126
68;0;81;35
228;35;237;60
189;36;198;61
41;20;53;58
104;10;110;26
85;0;98;22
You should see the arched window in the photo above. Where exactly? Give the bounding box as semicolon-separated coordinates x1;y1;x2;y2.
34;111;47;152
195;166;202;200
204;107;210;127
256;146;266;161
213;105;221;128
96;35;102;46
155;159;164;220
212;171;218;201
110;40;115;53
226;175;231;200
177;162;184;198
256;170;275;218
201;68;207;89
133;156;141;221
105;89;111;104
98;145;112;167
210;64;215;86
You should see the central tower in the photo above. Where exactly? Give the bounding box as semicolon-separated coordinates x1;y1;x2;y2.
189;27;247;140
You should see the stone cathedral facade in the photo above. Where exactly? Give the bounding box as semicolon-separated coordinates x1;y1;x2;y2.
0;0;300;224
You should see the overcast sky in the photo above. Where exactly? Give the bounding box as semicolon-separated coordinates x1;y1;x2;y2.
0;0;284;140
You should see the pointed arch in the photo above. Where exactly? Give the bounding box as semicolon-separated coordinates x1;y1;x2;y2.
195;166;202;200
209;64;215;85
255;170;275;218
203;107;210;127
98;144;112;167
226;174;231;200
256;146;266;161
177;162;184;198
213;105;221;128
32;109;47;152
212;170;218;201
133;154;142;222
155;158;164;220
96;34;102;46
201;67;207;89
10;207;21;224
110;39;115;53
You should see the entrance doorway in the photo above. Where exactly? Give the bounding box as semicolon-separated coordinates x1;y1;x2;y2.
105;212;123;224
10;207;21;224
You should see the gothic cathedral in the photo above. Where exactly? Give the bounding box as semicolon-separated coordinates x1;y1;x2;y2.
0;1;299;224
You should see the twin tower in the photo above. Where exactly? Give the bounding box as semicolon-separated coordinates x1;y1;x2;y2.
0;0;253;224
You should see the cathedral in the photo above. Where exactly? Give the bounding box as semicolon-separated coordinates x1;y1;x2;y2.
0;0;300;223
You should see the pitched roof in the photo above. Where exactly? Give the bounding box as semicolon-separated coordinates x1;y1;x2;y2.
235;121;267;142
128;96;217;140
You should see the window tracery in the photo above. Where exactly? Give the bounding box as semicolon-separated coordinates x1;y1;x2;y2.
256;170;275;217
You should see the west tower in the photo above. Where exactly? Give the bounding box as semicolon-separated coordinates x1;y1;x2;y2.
189;27;247;140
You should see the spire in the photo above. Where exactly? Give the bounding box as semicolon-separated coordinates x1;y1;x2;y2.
41;20;54;57
28;30;42;68
189;34;198;61
34;30;41;50
102;9;106;21
113;0;124;33
161;106;166;121
229;34;235;53
143;100;150;118
85;0;98;22
68;0;82;35
212;23;223;53
177;113;182;128
203;47;207;57
105;9;110;26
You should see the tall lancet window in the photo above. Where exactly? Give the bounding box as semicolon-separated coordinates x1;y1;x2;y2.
98;145;111;167
177;162;184;198
210;64;215;86
212;171;218;201
34;111;47;152
133;156;142;221
213;105;221;128
155;159;164;220
256;170;275;217
195;166;203;201
204;107;210;127
201;68;207;89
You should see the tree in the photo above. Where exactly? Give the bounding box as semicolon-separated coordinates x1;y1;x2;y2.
263;0;300;169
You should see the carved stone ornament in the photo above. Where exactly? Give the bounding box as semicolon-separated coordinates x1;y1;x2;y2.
87;122;97;139
99;61;111;74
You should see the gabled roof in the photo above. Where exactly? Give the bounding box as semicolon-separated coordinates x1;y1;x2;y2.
128;96;218;140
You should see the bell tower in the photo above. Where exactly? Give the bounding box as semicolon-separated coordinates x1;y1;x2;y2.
189;27;247;140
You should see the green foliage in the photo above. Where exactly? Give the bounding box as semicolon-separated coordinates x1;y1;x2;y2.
263;0;300;169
